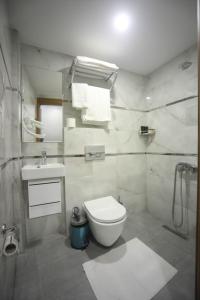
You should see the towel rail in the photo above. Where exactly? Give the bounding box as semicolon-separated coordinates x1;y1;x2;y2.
68;58;118;91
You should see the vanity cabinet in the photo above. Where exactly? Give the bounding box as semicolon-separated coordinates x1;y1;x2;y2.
28;178;62;218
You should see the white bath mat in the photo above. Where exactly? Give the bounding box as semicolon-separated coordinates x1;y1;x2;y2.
83;238;177;300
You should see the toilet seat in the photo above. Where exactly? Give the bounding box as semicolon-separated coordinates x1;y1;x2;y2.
84;196;126;224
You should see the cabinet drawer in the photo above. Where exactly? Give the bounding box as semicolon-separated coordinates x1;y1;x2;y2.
29;202;61;219
28;179;61;206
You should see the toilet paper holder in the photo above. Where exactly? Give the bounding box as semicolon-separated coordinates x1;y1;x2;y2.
1;224;19;257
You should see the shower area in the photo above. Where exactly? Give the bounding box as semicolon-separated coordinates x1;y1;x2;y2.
145;46;197;240
164;162;197;239
140;47;198;298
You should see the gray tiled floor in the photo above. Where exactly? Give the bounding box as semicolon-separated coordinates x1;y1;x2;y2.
14;211;195;300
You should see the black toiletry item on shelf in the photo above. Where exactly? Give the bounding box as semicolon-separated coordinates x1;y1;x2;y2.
141;126;149;134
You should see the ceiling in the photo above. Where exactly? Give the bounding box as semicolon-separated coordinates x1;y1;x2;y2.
8;0;197;75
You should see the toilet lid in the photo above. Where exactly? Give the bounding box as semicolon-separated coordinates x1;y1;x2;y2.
84;196;126;223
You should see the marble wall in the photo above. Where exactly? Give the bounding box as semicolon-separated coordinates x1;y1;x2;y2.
144;46;197;109
145;45;197;235
0;1;22;299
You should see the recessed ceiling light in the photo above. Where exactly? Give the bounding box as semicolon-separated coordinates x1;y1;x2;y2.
113;13;130;32
146;96;151;100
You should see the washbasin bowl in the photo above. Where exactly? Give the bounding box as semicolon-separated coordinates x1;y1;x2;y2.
21;163;65;180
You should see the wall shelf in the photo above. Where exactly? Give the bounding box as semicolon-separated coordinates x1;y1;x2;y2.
68;57;118;91
139;128;156;136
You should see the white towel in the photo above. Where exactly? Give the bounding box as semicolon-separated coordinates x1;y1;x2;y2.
76;56;119;73
81;85;111;125
71;83;88;109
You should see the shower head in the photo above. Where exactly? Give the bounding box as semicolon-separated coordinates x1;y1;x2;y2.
180;61;192;71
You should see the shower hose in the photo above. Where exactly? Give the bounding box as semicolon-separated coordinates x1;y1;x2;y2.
172;162;191;234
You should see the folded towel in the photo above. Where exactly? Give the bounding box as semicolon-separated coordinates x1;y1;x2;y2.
81;85;111;125
72;83;88;109
76;56;119;73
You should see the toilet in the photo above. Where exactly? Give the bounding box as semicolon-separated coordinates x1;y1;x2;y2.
83;196;127;247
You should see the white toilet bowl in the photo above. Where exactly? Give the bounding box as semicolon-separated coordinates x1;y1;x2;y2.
83;196;127;247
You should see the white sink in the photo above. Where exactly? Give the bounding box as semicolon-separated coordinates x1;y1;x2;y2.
21;163;65;180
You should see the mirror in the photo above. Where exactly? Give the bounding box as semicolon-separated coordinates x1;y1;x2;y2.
22;65;63;143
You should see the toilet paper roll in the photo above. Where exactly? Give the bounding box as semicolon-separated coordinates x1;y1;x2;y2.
66;117;76;128
3;231;19;257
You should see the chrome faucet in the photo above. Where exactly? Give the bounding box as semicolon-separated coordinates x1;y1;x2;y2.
41;151;47;165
